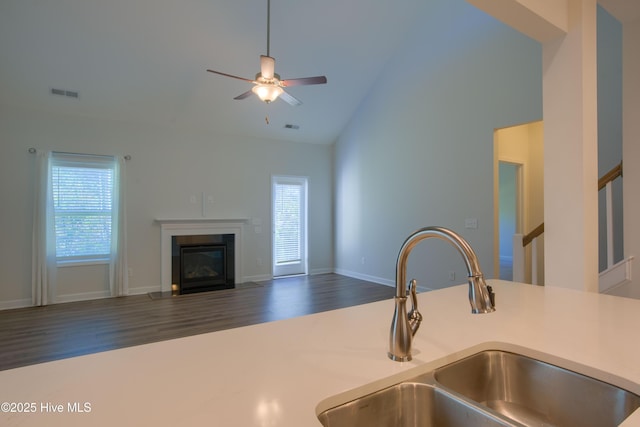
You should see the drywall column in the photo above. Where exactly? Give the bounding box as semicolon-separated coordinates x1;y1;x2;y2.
622;18;640;298
466;0;599;291
542;0;599;292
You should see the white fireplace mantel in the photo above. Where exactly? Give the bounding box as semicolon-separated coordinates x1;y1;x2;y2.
156;218;248;292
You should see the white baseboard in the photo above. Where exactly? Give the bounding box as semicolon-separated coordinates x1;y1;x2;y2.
242;274;273;283
243;268;334;283
600;256;634;294
57;285;163;302
126;285;163;296
56;290;112;304
0;268;391;310
0;287;160;310
333;268;437;293
0;298;32;310
333;268;394;288
310;268;334;275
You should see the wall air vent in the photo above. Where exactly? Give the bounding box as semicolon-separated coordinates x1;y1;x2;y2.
50;88;79;99
284;124;300;130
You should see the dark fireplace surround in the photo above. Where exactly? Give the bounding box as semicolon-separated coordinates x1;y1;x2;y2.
171;234;235;294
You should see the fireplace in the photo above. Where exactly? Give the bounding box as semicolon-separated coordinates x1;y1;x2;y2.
172;234;235;294
158;218;246;293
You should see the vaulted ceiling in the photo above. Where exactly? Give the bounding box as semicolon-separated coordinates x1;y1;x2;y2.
0;1;636;145
0;0;435;144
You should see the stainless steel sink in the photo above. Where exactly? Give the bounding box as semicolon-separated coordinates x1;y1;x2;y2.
317;349;640;427
434;350;640;427
317;382;511;427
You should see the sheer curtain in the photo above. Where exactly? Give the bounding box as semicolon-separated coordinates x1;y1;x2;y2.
32;151;128;305
110;155;128;297
31;151;56;306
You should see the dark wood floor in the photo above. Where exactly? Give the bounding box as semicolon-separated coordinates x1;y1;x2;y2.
0;274;395;371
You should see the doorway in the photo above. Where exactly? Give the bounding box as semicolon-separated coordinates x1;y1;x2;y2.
493;121;544;284
272;175;308;277
498;162;522;280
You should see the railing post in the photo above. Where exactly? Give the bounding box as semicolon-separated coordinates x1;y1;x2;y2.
513;234;525;283
531;237;538;285
606;181;614;269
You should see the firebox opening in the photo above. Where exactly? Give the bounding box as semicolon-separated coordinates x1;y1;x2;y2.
180;244;226;291
171;234;235;294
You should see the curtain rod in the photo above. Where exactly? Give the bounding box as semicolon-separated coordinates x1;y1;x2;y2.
28;148;131;160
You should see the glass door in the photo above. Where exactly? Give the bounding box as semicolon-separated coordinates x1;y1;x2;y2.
272;176;308;277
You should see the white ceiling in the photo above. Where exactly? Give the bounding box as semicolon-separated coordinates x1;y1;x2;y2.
1;1;637;145
0;0;433;144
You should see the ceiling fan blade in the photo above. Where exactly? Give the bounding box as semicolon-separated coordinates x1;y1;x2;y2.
279;90;302;106
234;90;254;100
281;76;327;87
207;69;254;83
260;55;276;80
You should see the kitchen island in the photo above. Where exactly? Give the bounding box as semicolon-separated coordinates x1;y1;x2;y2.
1;280;640;426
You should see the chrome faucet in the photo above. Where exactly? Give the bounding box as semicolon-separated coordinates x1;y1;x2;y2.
388;226;496;362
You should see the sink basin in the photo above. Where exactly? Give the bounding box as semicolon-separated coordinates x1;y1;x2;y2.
317;382;511;427
434;350;640;427
318;349;640;427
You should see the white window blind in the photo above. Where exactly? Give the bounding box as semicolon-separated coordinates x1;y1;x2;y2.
51;153;116;262
274;182;302;264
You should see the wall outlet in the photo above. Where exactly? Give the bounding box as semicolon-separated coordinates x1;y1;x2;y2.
449;271;456;281
361;257;366;265
465;218;478;229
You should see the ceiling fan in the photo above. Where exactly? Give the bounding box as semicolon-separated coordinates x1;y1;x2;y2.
206;0;327;106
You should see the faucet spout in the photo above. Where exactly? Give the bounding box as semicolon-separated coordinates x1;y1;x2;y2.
388;226;495;362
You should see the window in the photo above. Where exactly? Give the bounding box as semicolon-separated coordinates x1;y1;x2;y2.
272;176;308;277
51;153;117;264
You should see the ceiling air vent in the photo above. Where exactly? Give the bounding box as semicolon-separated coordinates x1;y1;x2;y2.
284;124;300;130
50;88;79;99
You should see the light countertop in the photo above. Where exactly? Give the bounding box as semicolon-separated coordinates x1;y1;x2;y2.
1;280;640;426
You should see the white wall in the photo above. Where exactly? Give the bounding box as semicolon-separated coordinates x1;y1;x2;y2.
335;0;542;290
0;104;334;308
620;17;640;298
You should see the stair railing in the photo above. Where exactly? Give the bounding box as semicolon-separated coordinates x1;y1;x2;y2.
513;223;544;285
512;161;622;285
598;162;623;269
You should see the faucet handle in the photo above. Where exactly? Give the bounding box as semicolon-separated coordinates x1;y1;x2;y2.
487;285;495;306
408;279;422;335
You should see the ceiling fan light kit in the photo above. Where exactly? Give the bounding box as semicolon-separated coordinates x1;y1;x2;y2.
206;0;326;106
252;82;283;103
